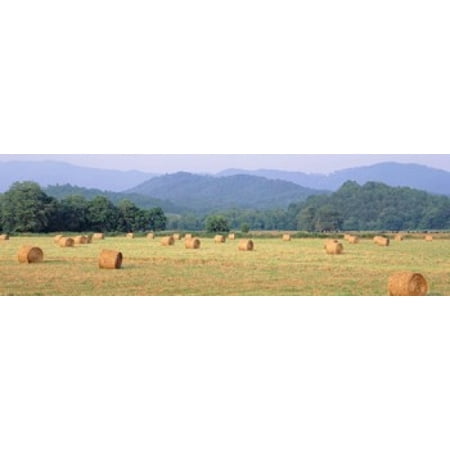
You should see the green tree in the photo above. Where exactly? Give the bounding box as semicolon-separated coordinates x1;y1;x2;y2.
314;206;343;232
297;206;316;231
146;207;167;231
55;195;90;232
87;196;120;231
240;223;250;233
205;215;230;233
117;199;141;232
0;181;57;232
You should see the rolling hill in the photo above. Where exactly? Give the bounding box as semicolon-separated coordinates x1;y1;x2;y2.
44;184;184;213
0;160;156;192
218;162;450;196
125;172;326;212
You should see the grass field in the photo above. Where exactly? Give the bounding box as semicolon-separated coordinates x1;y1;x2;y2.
0;235;449;296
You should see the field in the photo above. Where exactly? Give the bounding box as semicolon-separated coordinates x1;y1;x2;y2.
0;234;449;296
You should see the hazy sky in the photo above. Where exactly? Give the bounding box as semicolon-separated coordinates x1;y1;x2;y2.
0;154;449;174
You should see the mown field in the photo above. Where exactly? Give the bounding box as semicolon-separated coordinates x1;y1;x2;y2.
0;234;449;296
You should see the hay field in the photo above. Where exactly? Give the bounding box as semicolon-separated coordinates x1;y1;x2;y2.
0;235;449;296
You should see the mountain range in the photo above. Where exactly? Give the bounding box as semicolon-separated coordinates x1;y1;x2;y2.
218;162;450;196
0;160;155;192
125;172;323;212
1;160;449;213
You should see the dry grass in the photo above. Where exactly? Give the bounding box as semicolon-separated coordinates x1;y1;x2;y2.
0;236;449;296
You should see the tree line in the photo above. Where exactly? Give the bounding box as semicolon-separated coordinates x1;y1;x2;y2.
0;182;167;233
168;181;450;232
2;180;450;234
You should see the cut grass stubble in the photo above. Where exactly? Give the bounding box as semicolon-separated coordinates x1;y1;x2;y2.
0;236;449;295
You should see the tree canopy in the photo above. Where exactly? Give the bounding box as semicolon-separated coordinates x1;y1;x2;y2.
0;182;168;233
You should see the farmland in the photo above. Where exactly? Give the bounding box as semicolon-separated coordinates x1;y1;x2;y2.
0;234;449;296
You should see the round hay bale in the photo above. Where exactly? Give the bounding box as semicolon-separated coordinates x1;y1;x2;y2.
344;234;352;241
73;235;88;244
185;238;201;249
0;234;10;240
394;234;404;241
98;249;122;269
93;233;104;240
126;233;134;239
374;236;390;246
214;235;226;243
282;234;291;241
388;272;428;296
347;236;359;244
425;235;433;241
59;237;74;247
228;233;235;240
53;234;63;243
161;236;175;246
173;233;181;240
325;241;344;255
147;232;155;240
18;246;43;264
238;239;254;251
184;233;193;240
323;239;339;249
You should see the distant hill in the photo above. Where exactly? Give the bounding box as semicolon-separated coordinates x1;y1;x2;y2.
44;184;184;213
218;162;450;195
0;161;156;192
126;172;326;212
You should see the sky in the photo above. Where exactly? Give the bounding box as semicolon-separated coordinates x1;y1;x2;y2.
0;153;449;174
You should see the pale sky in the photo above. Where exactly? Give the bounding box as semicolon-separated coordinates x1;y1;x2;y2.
0;154;449;174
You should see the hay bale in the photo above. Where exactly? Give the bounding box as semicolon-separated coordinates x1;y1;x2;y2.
282;234;291;241
18;246;43;264
214;235;226;243
228;233;235;240
173;233;181;240
325;241;344;255
425;235;433;241
344;234;352;241
185;238;201;249
126;233;134;239
161;236;175;246
59;237;74;247
0;233;10;240
98;249;122;269
374;236;390;246
238;239;254;251
53;234;63;243
323;239;339;249
147;232;155;240
85;234;93;243
347;235;359;244
184;233;192;240
93;233;104;240
388;272;428;296
394;234;404;241
74;235;88;244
